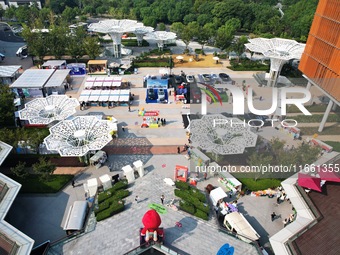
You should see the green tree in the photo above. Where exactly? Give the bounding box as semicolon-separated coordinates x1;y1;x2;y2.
47;25;69;59
4;5;16;21
21;25;48;62
196;23;215;53
0;85;15;128
158;23;166;31
247;152;273;181
0;6;4;21
33;157;56;181
83;36;101;59
231;35;248;60
68;27;87;61
10;162;29;178
61;6;78;23
215;22;237;52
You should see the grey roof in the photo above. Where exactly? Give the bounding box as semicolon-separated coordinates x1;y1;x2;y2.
44;69;70;87
0;66;21;78
0;141;12;166
42;60;67;67
9;69;54;89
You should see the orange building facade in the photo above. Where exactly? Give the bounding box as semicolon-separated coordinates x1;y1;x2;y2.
299;0;340;102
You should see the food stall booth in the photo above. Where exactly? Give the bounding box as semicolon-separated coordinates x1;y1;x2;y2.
89;150;107;169
88;60;108;74
122;165;135;183
84;178;98;197
133;160;145;177
42;60;67;69
99;174;112;191
212;162;242;195
174;165;188;182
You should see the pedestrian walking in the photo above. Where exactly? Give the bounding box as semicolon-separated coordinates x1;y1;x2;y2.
177;146;180;154
135;196;139;203
72;180;75;188
271;212;276;221
228;190;233;198
204;172;207;180
122;126;125;132
259;96;263;101
163;119;166;125
128;104;131;112
161;195;164;205
283;218;288;227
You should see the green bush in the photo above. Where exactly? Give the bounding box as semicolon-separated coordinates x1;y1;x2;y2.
94;200;109;215
111;180;128;191
323;141;340;152
175;181;190;190
133;61;169;68
189;188;206;203
98;190;114;203
238;178;282;191
194;209;209;221
96;201;125;222
179;201;195;214
175;189;209;214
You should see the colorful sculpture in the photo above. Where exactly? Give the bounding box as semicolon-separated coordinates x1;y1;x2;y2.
140;210;164;246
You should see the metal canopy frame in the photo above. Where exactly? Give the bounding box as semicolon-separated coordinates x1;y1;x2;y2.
19;95;79;125
44;116;113;157
190;114;257;155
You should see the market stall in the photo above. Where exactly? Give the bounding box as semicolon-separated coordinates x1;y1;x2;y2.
133;160;145;177
210;187;228;207
84;178;98;197
122;165;135;183
90;150;107;168
88;60;108;74
99;174;112;191
174;165;188;182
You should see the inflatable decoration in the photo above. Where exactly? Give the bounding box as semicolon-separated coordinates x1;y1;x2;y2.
140;209;164;246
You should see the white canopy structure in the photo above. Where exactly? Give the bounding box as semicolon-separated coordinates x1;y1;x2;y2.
190;114;257;155
145;31;177;51
84;178;98;197
245;38;305;87
133;160;144;177
210;187;228;206
18;95;79;125
0;141;12;166
134;26;154;46
44;116;112;157
122;165;135;183
99;174;112;191
88;19;144;58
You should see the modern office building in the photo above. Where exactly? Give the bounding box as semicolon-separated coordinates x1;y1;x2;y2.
298;0;340;132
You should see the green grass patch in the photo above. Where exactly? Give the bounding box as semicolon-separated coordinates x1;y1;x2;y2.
237;178;282;191
9;174;73;193
292;114;340;123
323;141;340;152
287;104;330;113
299;126;340;136
148;203;167;214
228;65;269;71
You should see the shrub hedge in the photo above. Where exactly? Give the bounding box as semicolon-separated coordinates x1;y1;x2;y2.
194;209;209;221
94;200;109;215
189;188;206;203
179;201;195;214
175;188;209;220
96;201;125;222
175;181;190;190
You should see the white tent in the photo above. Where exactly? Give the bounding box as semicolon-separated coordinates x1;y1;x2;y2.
122;165;135;183
99;174;112;191
133;160;144;177
84;178;98;197
210;187;228;206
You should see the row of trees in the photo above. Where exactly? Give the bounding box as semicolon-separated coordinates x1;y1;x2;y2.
1;0;318;42
21;25;101;62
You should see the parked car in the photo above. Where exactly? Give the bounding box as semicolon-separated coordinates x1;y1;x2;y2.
219;73;230;81
158;89;165;101
0;53;5;61
186;75;194;83
147;88;156;100
202;74;211;82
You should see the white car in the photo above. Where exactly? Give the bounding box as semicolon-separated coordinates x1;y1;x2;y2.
158;89;165;101
186;75;194;83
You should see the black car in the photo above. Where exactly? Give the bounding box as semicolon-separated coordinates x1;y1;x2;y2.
174;75;182;84
219;73;230;81
147;88;156;100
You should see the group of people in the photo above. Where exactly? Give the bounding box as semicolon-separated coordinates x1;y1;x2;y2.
157;118;166;126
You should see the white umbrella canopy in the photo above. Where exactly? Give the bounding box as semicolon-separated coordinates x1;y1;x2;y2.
18;95;79;125
44;116;113;157
176;56;184;60
213;56;220;61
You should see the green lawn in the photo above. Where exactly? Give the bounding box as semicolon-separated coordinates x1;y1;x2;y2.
237;178;282;191
324;141;340;152
9;174;74;193
300;126;340;136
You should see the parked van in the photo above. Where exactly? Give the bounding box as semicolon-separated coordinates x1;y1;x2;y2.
223;212;260;243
